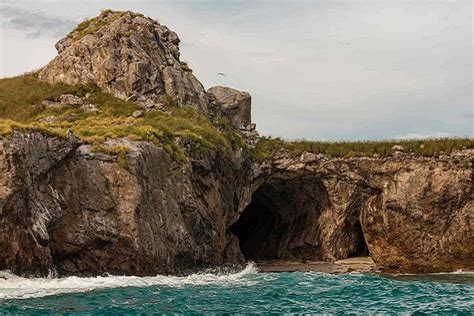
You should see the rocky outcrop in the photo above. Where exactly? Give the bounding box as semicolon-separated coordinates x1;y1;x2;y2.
0;133;252;276
1;10;472;276
39;10;208;112
0;133;81;275
207;85;259;146
207;86;251;129
230;151;473;273
1;131;472;275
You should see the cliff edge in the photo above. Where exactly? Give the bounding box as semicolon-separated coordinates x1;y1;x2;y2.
0;10;472;276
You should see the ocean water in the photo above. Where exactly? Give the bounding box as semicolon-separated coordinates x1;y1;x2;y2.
0;264;472;314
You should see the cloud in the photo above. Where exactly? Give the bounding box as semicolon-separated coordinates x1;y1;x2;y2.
0;7;76;39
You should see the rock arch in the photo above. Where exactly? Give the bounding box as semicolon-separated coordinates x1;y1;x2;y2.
230;169;372;262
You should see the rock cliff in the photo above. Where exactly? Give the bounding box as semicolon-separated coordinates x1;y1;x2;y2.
39;10;208;112
233;151;473;273
0;10;472;276
0;132;252;276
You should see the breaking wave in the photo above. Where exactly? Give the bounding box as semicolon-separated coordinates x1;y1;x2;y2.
1;266;472;313
0;263;259;300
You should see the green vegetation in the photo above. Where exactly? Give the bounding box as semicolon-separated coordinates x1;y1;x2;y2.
67;9;144;41
1;72;472;163
92;145;130;168
252;137;473;162
0;72;241;161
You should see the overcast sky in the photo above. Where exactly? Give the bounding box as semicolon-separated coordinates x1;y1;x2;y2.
0;0;472;140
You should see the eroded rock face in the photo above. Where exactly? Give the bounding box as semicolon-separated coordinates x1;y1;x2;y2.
0;133;252;276
0;132;472;275
1;10;472;276
0;133;81;275
231;152;473;273
207;86;251;128
38;11;208;112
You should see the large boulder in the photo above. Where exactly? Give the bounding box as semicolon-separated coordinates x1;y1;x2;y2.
207;86;252;129
39;10;208;112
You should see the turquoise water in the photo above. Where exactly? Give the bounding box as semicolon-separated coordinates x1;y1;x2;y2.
0;264;472;314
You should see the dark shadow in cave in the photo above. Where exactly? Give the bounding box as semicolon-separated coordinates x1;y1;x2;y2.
348;221;369;257
230;179;370;261
229;187;280;260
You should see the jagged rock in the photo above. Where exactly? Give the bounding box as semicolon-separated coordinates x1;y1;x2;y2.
0;9;472;277
300;152;316;163
143;100;164;111
59;94;83;106
0;132;81;276
229;152;473;273
238;129;260;147
1;136;472;275
207;86;251;128
38;10;208;112
247;123;257;131
0;132;251;276
143;100;154;109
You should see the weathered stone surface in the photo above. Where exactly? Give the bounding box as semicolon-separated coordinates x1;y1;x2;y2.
0;132;81;276
38;10;208;112
59;94;83;106
207;86;251;128
0;132;251;276
1;10;472;276
230;151;474;273
1;132;471;276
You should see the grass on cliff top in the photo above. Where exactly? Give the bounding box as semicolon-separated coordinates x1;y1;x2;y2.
1;72;472;162
68;9;144;41
252;137;474;161
0;72;241;160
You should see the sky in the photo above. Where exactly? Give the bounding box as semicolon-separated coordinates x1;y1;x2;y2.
0;0;472;140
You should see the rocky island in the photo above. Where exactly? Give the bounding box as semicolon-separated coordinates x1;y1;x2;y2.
0;10;472;277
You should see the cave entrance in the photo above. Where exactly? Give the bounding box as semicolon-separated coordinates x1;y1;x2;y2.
348;220;369;257
230;187;280;260
230;178;330;261
230;178;371;262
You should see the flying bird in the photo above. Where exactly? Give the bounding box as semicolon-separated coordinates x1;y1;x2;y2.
217;72;227;77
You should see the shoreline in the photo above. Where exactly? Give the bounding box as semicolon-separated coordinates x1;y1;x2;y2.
255;258;474;275
255;257;379;274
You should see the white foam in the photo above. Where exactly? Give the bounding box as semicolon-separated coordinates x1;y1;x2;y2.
0;263;260;300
